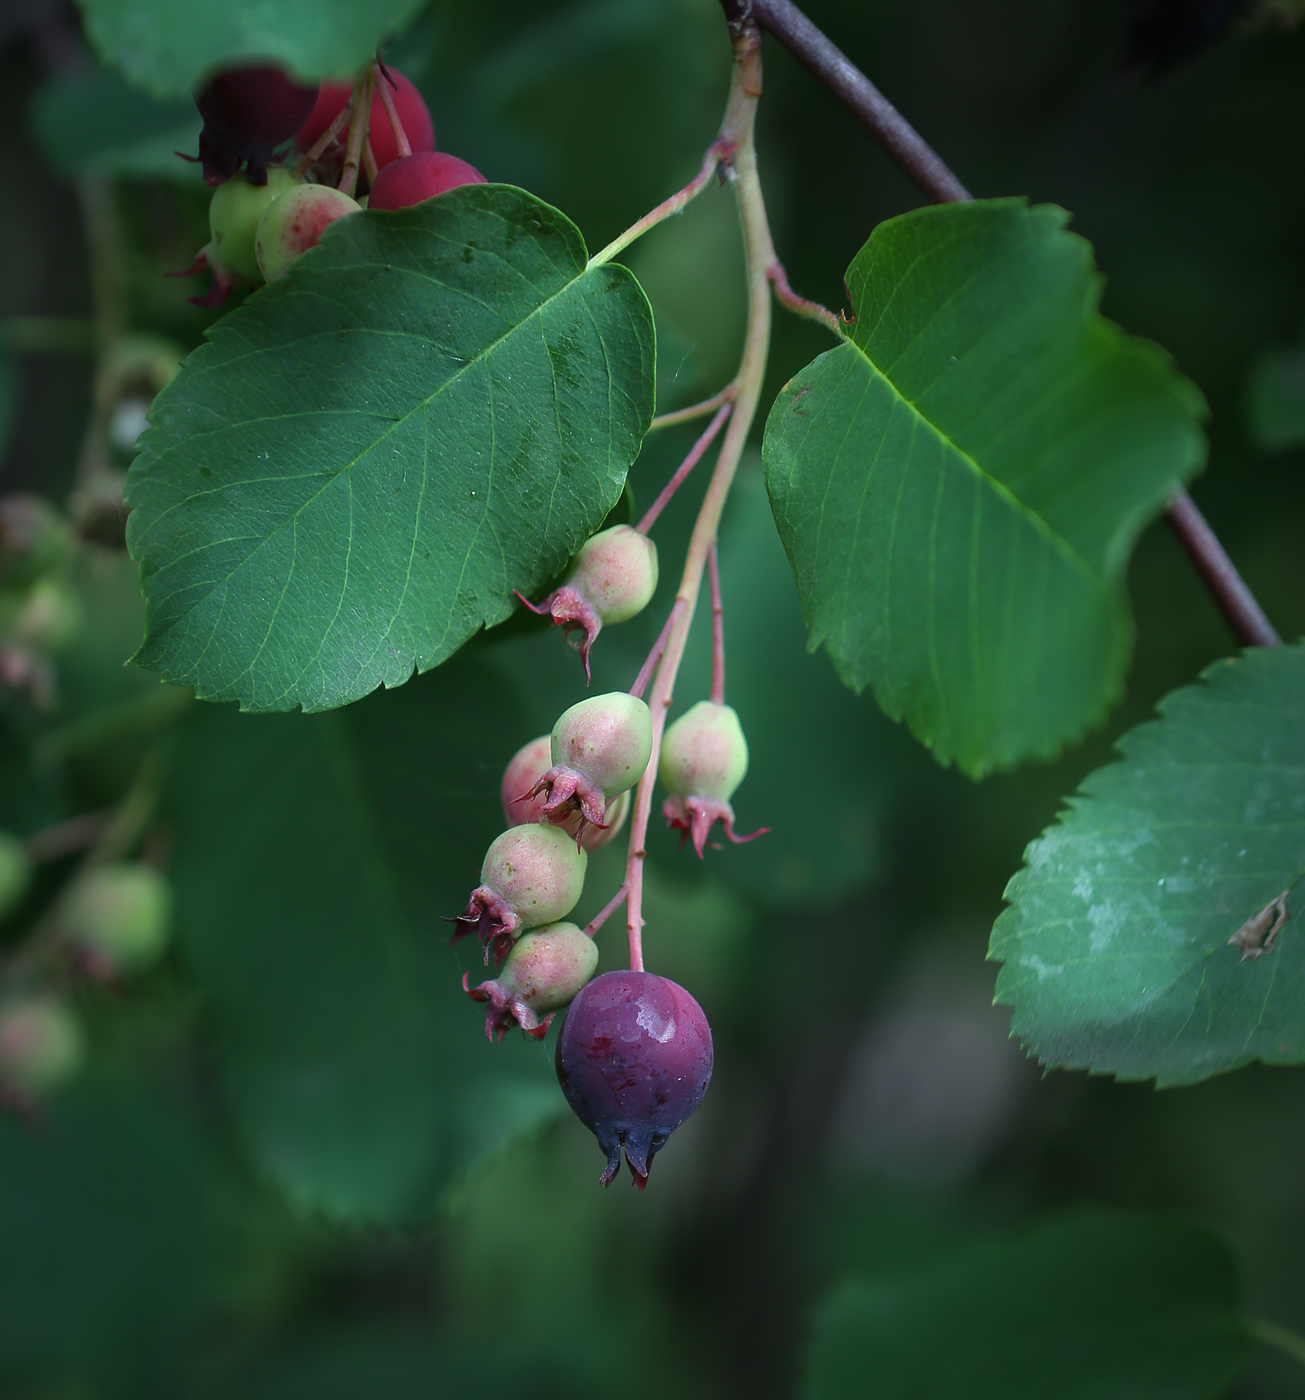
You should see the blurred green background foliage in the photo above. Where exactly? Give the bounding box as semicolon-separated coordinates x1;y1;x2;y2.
0;0;1303;1395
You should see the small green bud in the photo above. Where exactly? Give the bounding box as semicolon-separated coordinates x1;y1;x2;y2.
62;863;172;977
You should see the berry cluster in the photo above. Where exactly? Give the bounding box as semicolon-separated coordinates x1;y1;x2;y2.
178;61;487;306
454;524;766;1189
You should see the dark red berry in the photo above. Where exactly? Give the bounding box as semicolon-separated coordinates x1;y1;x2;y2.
294;71;434;171
555;970;713;1189
368;152;487;211
192;65;319;185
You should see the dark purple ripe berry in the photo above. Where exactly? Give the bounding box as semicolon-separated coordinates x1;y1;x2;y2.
555;970;713;1190
192;65;320;185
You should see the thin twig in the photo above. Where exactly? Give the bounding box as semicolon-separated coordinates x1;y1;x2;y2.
719;0;970;203
588;139;737;269
636;402;733;535
585;883;628;938
23;811;112;864
650;385;736;431
708;542;726;705
630;600;685;701
767;261;841;335
338;68;375;197
362;138;380;184
624;23;775;972
1164;490;1280;648
718;0;1280;650
373;61;413;159
296;102;352;176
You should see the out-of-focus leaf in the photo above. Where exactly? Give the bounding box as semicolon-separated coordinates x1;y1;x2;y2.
1245;344;1305;451
0;342;14;463
126;186;655;713
72;0;426;98
804;1210;1250;1400
763;199;1206;777
30;70;202;183
991;644;1305;1086
167;647;562;1225
0;1072;216;1396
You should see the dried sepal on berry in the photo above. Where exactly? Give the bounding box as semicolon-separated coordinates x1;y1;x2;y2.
517;526;658;680
659;701;767;858
447;825;588;966
520;693;652;846
501;735;630;852
463;921;598;1041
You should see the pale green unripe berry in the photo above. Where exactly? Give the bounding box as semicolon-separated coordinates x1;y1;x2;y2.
482;825;588;929
256;184;360;281
660;701;748;803
62;863;172;976
0;833;31;919
0;997;82;1096
569;526;658;625
497;921;598;1014
4;576;82;652
209;166;301;282
551;692;652;800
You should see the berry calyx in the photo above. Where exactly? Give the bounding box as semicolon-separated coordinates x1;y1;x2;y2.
660;701;767;857
501;735;630;852
192;65;319;186
209;166;301;282
463;921;598;1042
60;863;172;979
368;152;487;210
0;832;31;920
522;693;653;841
255;184;360;280
518;525;659;681
0;996;82;1102
295;70;434;172
555;970;713;1189
450;824;588;966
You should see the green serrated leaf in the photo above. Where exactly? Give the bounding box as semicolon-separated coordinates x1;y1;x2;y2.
990;643;1305;1087
30;69;202;183
1245;343;1305;452
73;0;425;98
804;1210;1250;1400
763;199;1206;777
166;648;562;1225
126;185;655;713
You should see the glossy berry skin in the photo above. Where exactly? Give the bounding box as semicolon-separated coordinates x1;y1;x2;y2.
501;734;629;852
519;525;658;680
193;65;319;185
526;693;653;840
61;863;172;978
368;152;487;210
255;184;360;281
294;71;434;170
555;970;713;1189
464;920;598;1041
209;166;300;282
660;701;767;858
450;824;587;966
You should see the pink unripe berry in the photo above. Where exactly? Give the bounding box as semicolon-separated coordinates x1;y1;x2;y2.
368;152;487;210
556;970;713;1189
463;920;598;1041
255;184;360;281
0;996;82;1100
61;864;172;978
501;734;630;851
660;702;766;858
519;525;659;678
209;166;301;282
295;71;434;171
450;824;587;966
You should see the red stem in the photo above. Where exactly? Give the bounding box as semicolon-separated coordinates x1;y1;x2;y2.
708;541;726;705
630;599;686;701
635;402;732;535
585;883;628;937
